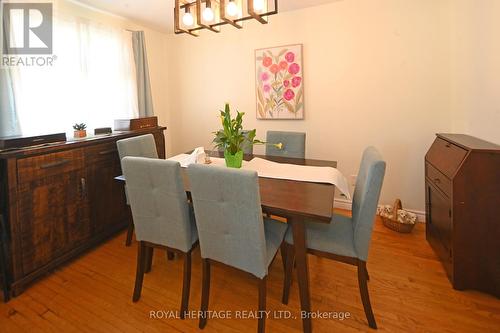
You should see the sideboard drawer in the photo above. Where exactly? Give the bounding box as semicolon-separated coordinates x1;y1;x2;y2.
17;149;84;184
426;162;451;197
426;138;467;178
84;142;119;164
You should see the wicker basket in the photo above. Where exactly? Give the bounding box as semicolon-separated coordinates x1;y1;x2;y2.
380;199;416;233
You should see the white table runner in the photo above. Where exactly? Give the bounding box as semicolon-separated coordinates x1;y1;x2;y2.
167;154;351;199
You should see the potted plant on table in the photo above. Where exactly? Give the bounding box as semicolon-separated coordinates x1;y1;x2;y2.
73;123;87;138
213;104;263;168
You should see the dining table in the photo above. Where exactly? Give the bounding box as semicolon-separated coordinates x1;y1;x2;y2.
118;151;337;333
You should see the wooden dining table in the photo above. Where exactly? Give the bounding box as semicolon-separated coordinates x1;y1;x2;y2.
119;151;337;333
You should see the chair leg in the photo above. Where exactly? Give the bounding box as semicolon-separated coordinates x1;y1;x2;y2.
280;243;287;272
180;251;192;320
357;261;377;329
258;276;267;333
199;258;211;329
144;247;153;273
366;267;370;281
125;220;134;246
132;241;146;302
282;243;294;305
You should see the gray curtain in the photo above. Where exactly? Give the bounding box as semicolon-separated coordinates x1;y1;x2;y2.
131;31;154;117
0;7;21;138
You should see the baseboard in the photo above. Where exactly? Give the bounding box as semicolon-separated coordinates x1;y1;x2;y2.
334;198;426;223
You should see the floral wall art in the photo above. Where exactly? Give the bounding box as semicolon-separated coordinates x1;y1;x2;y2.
255;44;304;119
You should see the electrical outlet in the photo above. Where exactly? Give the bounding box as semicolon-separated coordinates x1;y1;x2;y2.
350;175;357;187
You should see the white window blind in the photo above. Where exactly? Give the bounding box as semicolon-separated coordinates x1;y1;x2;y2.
11;12;138;136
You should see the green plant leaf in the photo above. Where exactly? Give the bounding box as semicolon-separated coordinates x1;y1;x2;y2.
278;48;288;58
284;100;295;114
296;88;303;104
257;85;265;106
258;103;265;118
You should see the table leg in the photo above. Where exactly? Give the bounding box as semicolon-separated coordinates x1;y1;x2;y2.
290;216;312;333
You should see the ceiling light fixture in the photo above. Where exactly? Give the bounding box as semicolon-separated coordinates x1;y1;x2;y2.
181;6;195;27
175;0;278;37
226;0;238;17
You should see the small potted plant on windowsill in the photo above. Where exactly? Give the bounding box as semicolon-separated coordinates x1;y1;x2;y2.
73;123;87;138
213;103;264;168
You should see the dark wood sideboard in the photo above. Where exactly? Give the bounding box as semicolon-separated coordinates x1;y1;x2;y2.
425;133;500;298
0;127;166;300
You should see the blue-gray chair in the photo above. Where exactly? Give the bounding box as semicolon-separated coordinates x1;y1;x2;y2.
266;131;306;159
282;147;386;329
117;134;158;160
117;134;158;246
187;164;288;333
121;157;198;319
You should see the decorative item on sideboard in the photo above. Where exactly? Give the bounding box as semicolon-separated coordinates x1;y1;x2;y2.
0;133;67;151
114;116;158;131
73;123;87;138
94;127;112;135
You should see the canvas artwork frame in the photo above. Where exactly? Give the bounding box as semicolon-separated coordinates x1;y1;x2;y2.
255;44;304;120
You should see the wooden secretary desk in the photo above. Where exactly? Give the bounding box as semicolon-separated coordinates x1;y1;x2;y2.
0;127;166;300
425;133;500;298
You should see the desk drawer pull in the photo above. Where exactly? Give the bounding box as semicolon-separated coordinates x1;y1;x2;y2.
40;160;70;169
98;149;117;155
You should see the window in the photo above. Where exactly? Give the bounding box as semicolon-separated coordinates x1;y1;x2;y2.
11;12;138;136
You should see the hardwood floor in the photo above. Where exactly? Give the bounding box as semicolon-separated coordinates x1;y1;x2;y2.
1;212;499;332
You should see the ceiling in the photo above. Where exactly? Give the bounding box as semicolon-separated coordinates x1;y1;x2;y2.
74;0;339;33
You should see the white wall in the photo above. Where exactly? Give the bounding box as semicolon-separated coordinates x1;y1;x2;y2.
60;0;500;214
450;0;500;144
165;0;453;212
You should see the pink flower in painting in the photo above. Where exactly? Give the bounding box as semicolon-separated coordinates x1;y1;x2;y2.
284;89;295;101
285;52;295;63
263;84;271;93
288;63;300;75
279;60;288;71
262;57;273;67
283;80;290;87
270;64;280;74
292;76;302;88
260;72;270;81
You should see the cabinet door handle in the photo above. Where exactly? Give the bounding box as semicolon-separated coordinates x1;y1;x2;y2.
98;149;117;155
80;178;87;199
433;178;441;184
40;160;70;169
445;143;451;148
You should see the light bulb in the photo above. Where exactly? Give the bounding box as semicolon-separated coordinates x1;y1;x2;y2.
202;7;214;22
182;12;194;26
253;0;265;13
226;1;238;17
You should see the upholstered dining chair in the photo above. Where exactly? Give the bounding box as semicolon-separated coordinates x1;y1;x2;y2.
282;147;386;329
265;131;306;159
121;157;198;319
117;134;158;246
187;164;288;333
